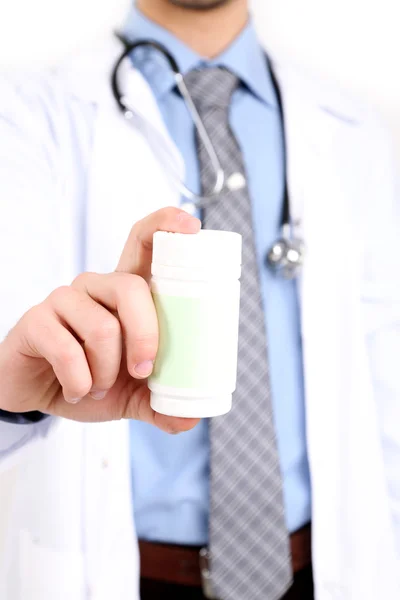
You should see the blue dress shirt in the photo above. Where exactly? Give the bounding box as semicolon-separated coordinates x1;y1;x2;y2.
125;8;311;544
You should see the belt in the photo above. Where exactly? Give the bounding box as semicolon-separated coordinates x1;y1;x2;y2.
139;522;311;595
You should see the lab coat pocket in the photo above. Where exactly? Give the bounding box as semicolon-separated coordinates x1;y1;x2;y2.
19;529;86;600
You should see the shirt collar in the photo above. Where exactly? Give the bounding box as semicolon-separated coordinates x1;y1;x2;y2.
215;21;277;108
122;7;277;108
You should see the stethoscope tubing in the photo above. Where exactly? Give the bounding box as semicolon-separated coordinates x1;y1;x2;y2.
111;35;303;278
112;37;224;204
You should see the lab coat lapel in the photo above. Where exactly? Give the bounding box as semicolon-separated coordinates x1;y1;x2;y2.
61;39;183;274
87;65;183;273
275;63;400;599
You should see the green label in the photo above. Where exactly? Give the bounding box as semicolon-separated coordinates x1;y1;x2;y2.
150;288;239;392
151;293;211;389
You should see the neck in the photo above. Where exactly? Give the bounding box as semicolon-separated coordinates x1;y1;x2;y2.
137;0;248;58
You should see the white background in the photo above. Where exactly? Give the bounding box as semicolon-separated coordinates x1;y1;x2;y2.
253;0;400;158
0;0;399;156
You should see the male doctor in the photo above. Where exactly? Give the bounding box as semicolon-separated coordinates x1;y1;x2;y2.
0;0;399;599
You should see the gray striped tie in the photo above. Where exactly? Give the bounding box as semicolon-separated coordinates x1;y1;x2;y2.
183;67;292;600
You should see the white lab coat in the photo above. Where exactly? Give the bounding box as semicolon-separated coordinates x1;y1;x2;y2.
0;34;399;600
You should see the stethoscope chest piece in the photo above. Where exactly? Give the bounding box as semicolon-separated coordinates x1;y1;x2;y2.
266;232;305;280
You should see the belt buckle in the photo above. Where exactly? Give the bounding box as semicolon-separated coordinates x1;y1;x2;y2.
199;548;218;600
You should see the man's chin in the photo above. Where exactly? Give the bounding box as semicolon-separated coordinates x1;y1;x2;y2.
169;0;231;10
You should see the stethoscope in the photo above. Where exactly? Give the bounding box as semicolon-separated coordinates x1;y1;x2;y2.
111;37;304;279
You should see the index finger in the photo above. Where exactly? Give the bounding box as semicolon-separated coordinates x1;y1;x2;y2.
116;207;201;280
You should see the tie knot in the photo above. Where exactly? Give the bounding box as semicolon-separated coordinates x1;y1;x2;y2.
183;67;239;112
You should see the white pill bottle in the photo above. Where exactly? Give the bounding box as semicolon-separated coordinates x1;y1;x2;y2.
149;230;242;418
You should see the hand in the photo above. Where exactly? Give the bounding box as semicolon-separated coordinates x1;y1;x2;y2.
0;207;201;433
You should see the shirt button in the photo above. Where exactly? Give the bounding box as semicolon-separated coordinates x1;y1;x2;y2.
226;172;246;191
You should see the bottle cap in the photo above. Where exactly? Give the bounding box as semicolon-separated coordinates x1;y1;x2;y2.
152;230;242;272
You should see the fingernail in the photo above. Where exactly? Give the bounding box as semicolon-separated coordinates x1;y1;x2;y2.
133;360;154;378
66;397;82;404
89;389;107;400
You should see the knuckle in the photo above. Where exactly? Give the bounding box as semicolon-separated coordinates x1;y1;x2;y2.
91;315;121;344
48;285;72;305
21;304;50;338
15;305;46;352
55;342;82;367
129;220;144;243
123;273;148;295
113;272;148;297
129;221;139;236
71;272;85;288
24;303;46;325
71;272;92;290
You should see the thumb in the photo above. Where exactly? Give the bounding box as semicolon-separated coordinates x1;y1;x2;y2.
116;207;201;280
